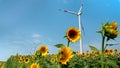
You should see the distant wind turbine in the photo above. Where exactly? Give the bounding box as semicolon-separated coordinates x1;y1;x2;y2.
59;4;84;53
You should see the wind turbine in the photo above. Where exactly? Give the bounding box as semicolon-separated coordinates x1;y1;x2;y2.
59;4;84;54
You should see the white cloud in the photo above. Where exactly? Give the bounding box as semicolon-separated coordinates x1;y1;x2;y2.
32;39;41;45
32;33;41;38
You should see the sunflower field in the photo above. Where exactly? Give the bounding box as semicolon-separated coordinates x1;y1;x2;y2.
4;22;120;68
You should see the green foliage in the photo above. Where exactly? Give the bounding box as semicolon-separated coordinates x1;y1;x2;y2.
105;60;119;68
4;48;120;68
4;21;120;68
4;56;19;68
54;44;65;48
89;45;100;52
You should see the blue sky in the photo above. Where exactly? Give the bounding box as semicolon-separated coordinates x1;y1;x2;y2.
0;0;120;61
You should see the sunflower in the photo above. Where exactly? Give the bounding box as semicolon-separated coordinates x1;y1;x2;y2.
50;57;55;63
116;53;119;56
85;52;90;58
18;56;24;63
66;27;81;43
104;49;109;56
58;46;73;64
81;52;85;57
109;49;114;55
118;52;120;56
38;45;48;56
116;52;120;57
18;56;24;61
113;30;119;36
103;22;119;39
91;50;96;56
75;50;80;56
114;49;118;53
31;55;35;60
18;59;22;63
24;58;29;63
95;51;100;56
30;63;39;68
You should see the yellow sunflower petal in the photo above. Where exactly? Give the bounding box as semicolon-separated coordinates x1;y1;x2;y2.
30;63;39;68
24;58;29;63
66;27;81;43
38;45;48;56
58;46;73;64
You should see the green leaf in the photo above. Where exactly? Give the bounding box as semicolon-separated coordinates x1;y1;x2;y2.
64;36;67;38
84;65;89;68
106;37;110;41
96;31;102;34
104;65;109;68
89;45;99;52
54;44;65;48
106;59;119;68
48;64;61;68
117;61;120;65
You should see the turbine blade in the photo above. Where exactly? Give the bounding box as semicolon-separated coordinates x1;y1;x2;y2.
64;10;78;15
81;20;85;36
59;9;77;15
64;10;68;12
78;3;83;14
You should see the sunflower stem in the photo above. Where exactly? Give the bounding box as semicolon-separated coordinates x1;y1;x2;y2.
67;40;70;47
101;35;105;68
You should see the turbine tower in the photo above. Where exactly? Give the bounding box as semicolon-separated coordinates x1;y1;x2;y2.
60;4;83;53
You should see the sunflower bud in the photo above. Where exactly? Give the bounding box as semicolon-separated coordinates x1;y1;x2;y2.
108;29;114;34
102;22;119;39
110;22;118;30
